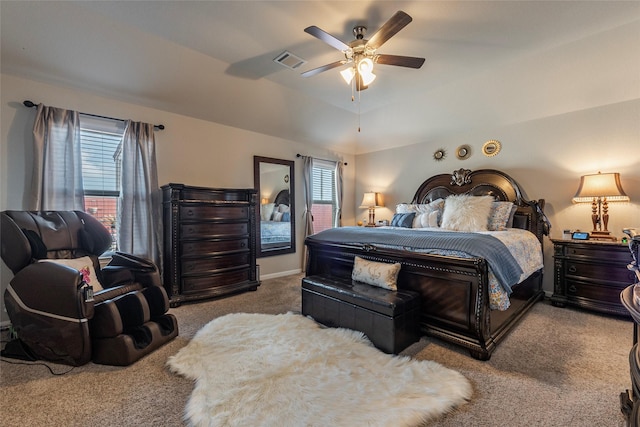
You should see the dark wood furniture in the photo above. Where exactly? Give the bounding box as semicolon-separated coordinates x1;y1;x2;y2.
302;275;421;354
620;286;640;426
551;239;634;316
162;183;259;306
305;169;549;360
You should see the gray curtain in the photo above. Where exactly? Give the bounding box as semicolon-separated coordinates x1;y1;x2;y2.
302;156;314;270
334;161;343;227
116;120;161;266
30;104;84;210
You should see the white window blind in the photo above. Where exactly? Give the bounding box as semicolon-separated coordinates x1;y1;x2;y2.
79;115;125;252
311;159;336;232
312;160;335;203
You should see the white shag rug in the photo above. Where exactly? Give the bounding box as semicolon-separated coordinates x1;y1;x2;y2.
167;312;472;427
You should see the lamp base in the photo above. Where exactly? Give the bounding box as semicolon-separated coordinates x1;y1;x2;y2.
590;231;617;242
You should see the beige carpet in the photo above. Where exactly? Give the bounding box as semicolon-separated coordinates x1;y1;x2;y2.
0;273;633;426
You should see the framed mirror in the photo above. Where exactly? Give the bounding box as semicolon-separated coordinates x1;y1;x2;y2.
254;156;295;257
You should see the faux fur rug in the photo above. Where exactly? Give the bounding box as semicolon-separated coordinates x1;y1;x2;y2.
167;312;472;427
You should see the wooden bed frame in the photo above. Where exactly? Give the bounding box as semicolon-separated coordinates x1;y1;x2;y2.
304;168;550;360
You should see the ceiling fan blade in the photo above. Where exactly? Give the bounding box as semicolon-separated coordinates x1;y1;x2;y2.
301;60;346;78
304;26;349;51
366;11;413;50
376;54;425;69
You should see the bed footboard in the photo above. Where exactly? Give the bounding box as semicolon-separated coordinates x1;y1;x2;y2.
305;240;544;360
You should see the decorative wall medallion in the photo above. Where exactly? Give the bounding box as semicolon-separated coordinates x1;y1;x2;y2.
433;148;446;161
284;174;290;183
451;168;472;186
456;145;471;160
482;140;502;157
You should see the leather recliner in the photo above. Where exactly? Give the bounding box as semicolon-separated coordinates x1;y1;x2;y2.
1;210;178;366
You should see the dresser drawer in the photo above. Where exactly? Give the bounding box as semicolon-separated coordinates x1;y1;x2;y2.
181;239;249;255
181;222;248;237
565;278;627;305
180;205;248;220
182;269;250;293
181;253;250;274
565;261;637;284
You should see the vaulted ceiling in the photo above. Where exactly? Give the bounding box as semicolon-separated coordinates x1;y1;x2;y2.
2;1;638;154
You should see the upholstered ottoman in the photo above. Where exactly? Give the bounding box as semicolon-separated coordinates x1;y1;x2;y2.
301;275;420;354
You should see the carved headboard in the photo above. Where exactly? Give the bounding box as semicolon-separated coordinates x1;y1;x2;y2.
411;168;550;243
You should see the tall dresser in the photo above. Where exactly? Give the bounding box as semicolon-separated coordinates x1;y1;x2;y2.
162;183;259;306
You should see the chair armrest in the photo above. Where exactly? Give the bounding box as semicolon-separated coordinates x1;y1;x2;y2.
106;252;161;287
8;262;94;320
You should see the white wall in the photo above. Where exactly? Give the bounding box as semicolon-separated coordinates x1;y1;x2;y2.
0;73;355;324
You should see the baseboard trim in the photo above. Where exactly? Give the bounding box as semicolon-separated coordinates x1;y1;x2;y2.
260;269;302;281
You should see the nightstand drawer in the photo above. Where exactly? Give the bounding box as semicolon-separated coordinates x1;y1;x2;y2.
562;244;631;263
565;261;637;284
565;278;627;305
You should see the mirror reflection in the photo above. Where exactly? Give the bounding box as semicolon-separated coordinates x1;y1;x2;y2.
254;156;295;257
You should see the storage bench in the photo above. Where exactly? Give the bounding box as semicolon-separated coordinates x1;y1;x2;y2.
301;275;421;354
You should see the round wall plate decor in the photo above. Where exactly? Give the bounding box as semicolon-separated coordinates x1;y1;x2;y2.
433;148;446;161
456;145;471;160
482;140;502;157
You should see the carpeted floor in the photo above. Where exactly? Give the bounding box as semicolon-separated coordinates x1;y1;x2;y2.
0;273;633;426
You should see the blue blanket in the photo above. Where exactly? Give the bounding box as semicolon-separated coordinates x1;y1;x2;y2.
307;227;523;295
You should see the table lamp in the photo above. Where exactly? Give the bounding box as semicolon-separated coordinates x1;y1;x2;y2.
572;171;629;240
360;192;383;226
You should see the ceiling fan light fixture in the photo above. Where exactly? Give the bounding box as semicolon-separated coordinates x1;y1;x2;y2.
357;57;374;74
361;70;376;86
340;67;355;84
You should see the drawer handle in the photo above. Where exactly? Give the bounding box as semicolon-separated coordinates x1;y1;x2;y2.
568;285;577;293
187;209;194;216
568;265;577;274
241;242;246;248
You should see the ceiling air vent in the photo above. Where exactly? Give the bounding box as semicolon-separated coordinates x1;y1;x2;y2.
274;51;307;70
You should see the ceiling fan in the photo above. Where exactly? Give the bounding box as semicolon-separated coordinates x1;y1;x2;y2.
301;10;425;91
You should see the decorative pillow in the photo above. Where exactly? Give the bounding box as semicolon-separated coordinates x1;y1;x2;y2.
261;203;275;221
352;256;401;291
506;204;519;228
281;212;290;222
488;202;516;231
39;256;103;291
272;211;284;222
278;204;290;213
440;195;494;232
391;212;415;228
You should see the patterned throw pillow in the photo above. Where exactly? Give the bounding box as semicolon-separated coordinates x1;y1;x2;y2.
39;256;103;290
352;256;401;291
488;202;517;231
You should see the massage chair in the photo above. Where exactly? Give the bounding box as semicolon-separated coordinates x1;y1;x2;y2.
1;210;178;366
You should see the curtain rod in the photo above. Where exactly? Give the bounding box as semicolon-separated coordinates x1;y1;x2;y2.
23;100;165;130
296;153;347;166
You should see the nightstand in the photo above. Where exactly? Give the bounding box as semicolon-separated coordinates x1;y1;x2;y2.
551;239;635;317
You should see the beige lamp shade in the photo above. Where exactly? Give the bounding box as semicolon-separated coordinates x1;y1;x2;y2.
572;172;629;203
360;192;383;208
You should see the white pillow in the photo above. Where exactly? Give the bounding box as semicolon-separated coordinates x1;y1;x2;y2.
261;203;275;221
39;256;103;291
441;195;494;232
272;211;284;222
277;204;290;213
352;256;401;291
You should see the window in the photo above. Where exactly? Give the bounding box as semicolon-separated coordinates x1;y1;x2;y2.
79;115;125;252
311;160;336;233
